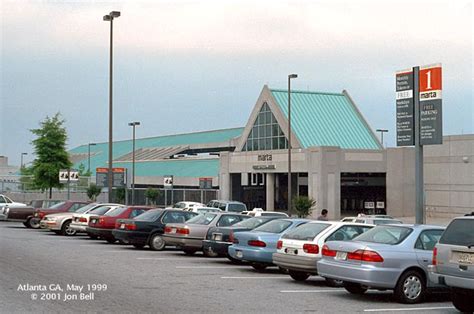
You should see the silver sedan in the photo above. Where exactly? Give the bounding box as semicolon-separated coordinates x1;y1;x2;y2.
317;224;445;304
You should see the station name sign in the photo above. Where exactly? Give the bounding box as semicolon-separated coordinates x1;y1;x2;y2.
257;154;272;161
396;63;442;146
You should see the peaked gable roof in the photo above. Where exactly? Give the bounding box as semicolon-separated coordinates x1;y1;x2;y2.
270;88;381;150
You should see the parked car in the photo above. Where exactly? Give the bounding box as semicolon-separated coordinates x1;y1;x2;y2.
228;218;311;271
69;204;122;233
273;221;373;286
40;203;110;236
163;212;248;255
241;208;289;217
1;205;35;222
112;209;198;250
317;224;445;303
29;201;91;228
341;215;403;225
202;216;282;258
172;201;205;211
206;200;247;213
86;206;154;243
0;194;27;220
28;199;63;209
428;215;474;312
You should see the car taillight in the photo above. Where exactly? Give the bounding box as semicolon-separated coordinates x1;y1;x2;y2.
164;226;172;233
125;223;136;230
177;227;189;235
321;244;337;257
348;249;384;263
276;240;283;250
98;218;105;225
303;243;319;254
79;217;87;223
432;247;437;266
248;240;266;247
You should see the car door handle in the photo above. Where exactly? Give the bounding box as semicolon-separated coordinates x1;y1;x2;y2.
422;259;429;263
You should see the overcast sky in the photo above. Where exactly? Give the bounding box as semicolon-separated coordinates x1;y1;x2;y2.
1;0;473;166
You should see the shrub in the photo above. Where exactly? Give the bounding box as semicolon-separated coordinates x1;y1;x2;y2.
293;196;316;218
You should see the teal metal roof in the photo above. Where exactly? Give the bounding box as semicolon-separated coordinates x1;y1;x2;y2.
69;127;243;175
270;89;381;150
114;159;219;178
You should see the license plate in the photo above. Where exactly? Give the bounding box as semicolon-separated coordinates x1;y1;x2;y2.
458;252;474;265
213;233;222;241
286;248;298;255
335;251;347;260
236;250;243;259
120;223;125;229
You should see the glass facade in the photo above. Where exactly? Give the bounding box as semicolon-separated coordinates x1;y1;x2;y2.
242;103;288;151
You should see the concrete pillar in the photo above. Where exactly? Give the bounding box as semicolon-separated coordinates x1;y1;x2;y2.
219;152;231;200
266;173;275;211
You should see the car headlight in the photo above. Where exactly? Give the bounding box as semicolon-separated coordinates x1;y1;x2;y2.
34;212;39;217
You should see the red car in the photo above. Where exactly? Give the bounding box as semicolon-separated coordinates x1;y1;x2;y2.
28;201;90;229
86;206;154;243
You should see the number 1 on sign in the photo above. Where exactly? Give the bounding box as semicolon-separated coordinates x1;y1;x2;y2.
425;71;431;90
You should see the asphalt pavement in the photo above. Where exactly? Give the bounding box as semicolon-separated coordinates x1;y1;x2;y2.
0;221;457;313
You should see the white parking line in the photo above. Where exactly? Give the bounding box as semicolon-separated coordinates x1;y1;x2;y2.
176;266;245;269
136;257;203;260
221;276;288;279
364;306;454;312
280;289;343;293
79;244;103;247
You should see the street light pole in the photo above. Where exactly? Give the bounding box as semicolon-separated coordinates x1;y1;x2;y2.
20;153;27;169
376;129;389;148
88;143;96;175
103;11;121;202
128;121;140;205
287;74;298;216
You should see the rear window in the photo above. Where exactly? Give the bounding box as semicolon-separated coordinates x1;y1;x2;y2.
253;220;292;234
261;212;287;217
353;225;412;245
76;203;98;213
228;204;246;212
187;213;217;225
104;206;128;217
134;209;163;221
89;206;112;215
233;217;268;229
439;219;474;246
49;201;67;209
282;222;330;240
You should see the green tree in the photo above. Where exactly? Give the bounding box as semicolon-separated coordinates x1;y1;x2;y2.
30;113;72;198
145;187;160;205
86;184;102;201
293;196;316;218
114;187;126;204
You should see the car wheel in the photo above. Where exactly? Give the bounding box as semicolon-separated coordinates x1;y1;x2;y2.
149;234;166;251
289;270;310;281
251;263;267;272
325;278;344;287
343;282;368;295
452;289;474;312
27;218;40;229
203;247;219;257
132;243;145;249
61;221;76;236
183;248;197;255
394;270;425;304
105;237;116;244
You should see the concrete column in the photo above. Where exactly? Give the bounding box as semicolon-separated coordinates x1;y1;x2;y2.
219;152;231;200
266;173;275;211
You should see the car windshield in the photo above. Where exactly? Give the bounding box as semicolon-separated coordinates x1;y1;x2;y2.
89;206;113;215
353;225;413;245
75;203;98;213
173;202;185;208
281;222;331;240
134;209;162;221
233;217;269;229
104;206;128;217
252;219;292;234
439;219;474;246
227;204;246;212
48;201;67;209
186;213;217;225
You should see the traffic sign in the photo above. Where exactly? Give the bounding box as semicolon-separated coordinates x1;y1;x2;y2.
396;69;415;146
164;175;173;189
59;169;79;183
419;64;443;145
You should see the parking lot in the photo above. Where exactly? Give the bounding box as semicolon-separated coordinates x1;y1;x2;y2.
0;221;457;313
